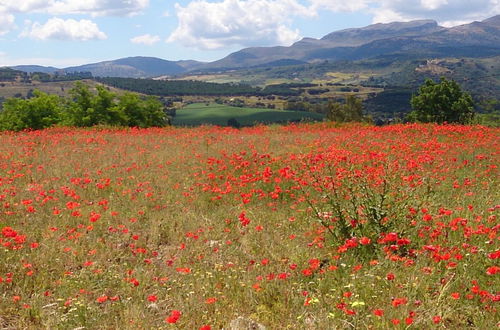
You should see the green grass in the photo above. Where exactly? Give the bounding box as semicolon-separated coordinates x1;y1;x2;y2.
173;103;324;126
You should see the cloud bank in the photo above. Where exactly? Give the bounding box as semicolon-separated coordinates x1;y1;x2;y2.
1;0;499;50
370;0;500;27
167;0;313;49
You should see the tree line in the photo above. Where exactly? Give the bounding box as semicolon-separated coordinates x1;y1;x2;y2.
0;82;168;131
96;77;302;96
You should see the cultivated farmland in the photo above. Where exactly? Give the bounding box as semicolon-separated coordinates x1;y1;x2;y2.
173;103;324;126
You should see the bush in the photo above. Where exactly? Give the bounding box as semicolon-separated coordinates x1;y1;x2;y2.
326;95;366;122
227;118;241;128
0;83;169;131
0;90;63;131
408;77;474;124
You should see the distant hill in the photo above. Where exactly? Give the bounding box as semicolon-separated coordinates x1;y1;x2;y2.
10;65;60;74
6;57;205;78
64;56;191;78
200;15;500;70
320;19;444;46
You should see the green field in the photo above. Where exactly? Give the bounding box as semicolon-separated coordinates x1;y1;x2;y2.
173;103;325;126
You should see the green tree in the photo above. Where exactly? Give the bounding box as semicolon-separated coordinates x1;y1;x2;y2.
326;100;346;122
0;90;63;131
343;95;364;122
116;93;168;128
326;95;366;123
93;85;127;126
64;82;94;127
408;77;474;124
64;83;127;127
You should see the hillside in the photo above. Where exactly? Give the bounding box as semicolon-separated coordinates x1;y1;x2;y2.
64;56;190;78
10;65;60;74
201;15;500;70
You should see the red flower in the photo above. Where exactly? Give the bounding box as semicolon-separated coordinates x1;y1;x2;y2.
2;227;17;238
392;297;408;307
373;309;384;317
432;316;442;324
359;236;371;245
487;250;500;259
89;212;101;222
166;310;182;324
238;211;250;227
205;297;217;304
486;266;499;275
301;268;313;276
176;267;191;274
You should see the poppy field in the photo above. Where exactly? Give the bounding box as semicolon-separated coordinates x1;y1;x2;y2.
0;123;498;329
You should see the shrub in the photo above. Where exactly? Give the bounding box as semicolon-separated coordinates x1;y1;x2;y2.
408;77;474;124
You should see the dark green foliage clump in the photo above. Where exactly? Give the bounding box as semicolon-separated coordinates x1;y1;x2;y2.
95;77;302;97
408;77;475;124
0;82;168;131
326;95;368;123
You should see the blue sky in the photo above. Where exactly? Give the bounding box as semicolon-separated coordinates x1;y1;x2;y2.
0;0;498;67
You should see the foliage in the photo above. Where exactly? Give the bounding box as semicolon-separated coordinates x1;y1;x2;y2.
473;99;500;127
0;82;168;131
95;77;303;97
408;78;475;124
326;95;367;122
31;71;93;82
115;93;168;128
227;117;241;128
96;77;260;96
0;90;63;131
0;68;29;82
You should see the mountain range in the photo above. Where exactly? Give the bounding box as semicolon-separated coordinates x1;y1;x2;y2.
7;15;500;78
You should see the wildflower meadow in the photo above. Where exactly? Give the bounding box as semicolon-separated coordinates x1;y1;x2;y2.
0;123;498;329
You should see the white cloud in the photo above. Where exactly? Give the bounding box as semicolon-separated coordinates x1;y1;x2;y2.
0;9;15;35
1;0;149;17
168;0;313;50
420;0;449;11
369;0;500;26
308;0;500;27
0;0;51;13
308;0;369;12
131;33;160;45
22;18;107;41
